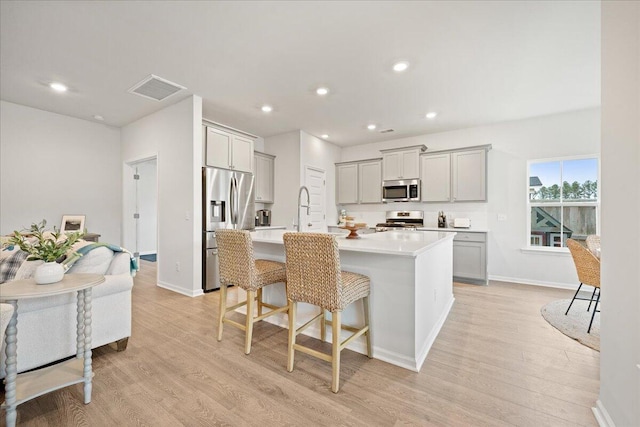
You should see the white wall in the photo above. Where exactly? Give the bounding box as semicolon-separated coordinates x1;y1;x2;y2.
300;131;342;226
264;131;300;229
136;158;157;255
0;101;122;243
121;96;203;297
598;2;640;426
340;108;600;288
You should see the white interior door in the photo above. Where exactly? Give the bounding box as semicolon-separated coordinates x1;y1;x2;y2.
125;156;158;264
304;166;326;232
136;159;158;256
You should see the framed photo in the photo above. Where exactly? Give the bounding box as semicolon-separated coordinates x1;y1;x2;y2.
60;215;85;234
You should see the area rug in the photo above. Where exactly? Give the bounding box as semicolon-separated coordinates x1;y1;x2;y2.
541;299;600;351
140;254;156;262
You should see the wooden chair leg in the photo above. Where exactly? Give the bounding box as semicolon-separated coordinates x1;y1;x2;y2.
331;310;341;393
287;300;296;372
257;288;263;317
245;290;255;354
115;337;129;352
217;283;227;341
363;296;372;358
320;308;326;342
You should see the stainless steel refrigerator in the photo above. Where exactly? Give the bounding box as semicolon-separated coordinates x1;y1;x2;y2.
202;167;255;292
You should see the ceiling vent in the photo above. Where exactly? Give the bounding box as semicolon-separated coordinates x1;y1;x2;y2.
379;128;395;134
128;74;186;101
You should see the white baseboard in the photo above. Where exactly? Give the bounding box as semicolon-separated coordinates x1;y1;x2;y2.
489;275;577;290
157;281;203;297
592;400;615;427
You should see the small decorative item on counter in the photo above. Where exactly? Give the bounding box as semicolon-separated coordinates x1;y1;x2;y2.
339;222;367;239
337;209;347;226
437;211;447;228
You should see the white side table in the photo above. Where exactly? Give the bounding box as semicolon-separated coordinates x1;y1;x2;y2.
1;273;105;427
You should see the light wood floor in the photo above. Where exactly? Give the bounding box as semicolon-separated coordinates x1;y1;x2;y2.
4;260;599;426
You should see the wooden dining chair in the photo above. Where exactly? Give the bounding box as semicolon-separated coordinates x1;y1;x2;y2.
282;232;372;393
566;238;601;333
216;229;289;354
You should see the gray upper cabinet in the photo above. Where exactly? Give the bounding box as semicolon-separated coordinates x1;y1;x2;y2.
420;145;490;203
452;149;486;202
336;163;358;204
336;159;382;204
205;125;254;172
381;146;425;180
421;153;451;202
254;151;275;203
358;160;382;203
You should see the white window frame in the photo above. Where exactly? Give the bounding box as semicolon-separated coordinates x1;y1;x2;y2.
525;154;600;253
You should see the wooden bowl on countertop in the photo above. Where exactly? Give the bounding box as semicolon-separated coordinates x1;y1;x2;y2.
338;224;367;239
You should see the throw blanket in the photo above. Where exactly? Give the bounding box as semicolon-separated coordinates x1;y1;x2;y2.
62;241;139;276
0;249;28;284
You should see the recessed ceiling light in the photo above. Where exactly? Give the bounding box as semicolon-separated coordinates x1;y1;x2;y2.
321;134;329;139
425;112;438;119
392;61;410;72
50;82;68;92
261;105;273;113
367;124;377;130
316;87;329;96
93;115;104;121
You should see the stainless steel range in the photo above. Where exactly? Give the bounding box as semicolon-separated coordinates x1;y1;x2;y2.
375;210;424;232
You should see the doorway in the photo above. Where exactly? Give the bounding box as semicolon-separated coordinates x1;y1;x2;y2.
304;166;326;232
124;157;158;268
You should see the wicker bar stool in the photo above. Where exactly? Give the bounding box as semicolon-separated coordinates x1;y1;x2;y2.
282;232;372;393
216;229;288;354
566;239;601;333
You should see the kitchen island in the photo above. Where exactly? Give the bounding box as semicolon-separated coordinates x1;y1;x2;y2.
249;229;455;372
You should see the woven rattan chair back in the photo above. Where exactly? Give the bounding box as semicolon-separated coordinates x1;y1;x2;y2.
567;239;600;288
283;232;346;311
216;229;258;291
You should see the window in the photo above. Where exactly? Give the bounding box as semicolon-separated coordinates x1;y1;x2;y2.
528;156;599;249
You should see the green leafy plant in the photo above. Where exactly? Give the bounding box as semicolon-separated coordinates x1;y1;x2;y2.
8;219;84;262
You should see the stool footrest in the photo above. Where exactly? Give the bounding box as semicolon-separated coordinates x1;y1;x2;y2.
295;312;324;336
224;319;246;331
339;325;369;351
254;304;288;322
293;343;332;363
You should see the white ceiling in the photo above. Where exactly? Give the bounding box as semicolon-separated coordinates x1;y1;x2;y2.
0;1;600;146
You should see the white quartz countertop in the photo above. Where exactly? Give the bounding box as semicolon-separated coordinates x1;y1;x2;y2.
417;227;489;233
251;229;455;257
254;225;287;230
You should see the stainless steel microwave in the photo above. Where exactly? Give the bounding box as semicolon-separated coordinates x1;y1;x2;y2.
382;179;421;202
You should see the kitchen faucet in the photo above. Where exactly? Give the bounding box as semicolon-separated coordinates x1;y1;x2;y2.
297;185;310;232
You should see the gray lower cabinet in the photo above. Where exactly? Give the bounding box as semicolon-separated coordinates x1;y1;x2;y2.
452;231;487;285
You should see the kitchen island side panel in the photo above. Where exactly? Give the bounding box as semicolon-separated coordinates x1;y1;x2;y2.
251;231;454;372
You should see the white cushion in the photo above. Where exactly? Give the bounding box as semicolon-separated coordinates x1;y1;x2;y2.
67;247;114;275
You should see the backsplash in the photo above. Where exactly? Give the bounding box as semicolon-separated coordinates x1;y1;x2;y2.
337;202;490;229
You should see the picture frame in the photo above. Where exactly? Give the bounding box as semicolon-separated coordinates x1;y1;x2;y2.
60;215;86;234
